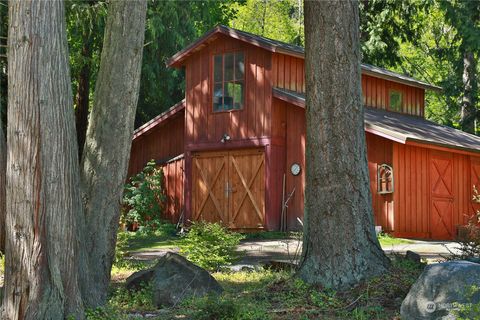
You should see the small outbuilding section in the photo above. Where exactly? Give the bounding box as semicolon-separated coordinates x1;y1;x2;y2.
128;25;480;240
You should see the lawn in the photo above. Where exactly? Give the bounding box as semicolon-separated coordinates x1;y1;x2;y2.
105;257;423;320
98;225;423;320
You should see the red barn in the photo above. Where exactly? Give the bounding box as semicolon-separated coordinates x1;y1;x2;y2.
128;25;480;240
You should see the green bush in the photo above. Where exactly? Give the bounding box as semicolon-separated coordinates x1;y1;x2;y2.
180;221;244;271
122;160;166;232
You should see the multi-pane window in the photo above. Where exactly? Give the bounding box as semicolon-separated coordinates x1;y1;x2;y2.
213;52;245;112
389;90;403;112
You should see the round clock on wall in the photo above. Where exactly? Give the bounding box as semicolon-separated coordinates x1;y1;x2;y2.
290;163;301;176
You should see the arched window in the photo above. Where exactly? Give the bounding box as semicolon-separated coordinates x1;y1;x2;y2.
378;164;394;194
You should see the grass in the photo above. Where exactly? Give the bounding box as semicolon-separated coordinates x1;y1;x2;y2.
105;256;424;320
123;223;183;252
377;233;414;246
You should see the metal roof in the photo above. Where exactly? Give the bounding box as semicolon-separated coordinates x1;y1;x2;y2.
168;25;442;92
273;87;480;154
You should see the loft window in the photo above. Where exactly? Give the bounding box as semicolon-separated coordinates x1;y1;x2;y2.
213;52;245;112
378;164;394;194
389;90;402;112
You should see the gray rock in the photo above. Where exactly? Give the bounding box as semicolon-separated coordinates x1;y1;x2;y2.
405;250;421;264
126;268;155;291
126;252;222;307
401;260;480;320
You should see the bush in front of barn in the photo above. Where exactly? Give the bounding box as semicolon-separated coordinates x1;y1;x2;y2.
180;221;244;271
122;160;166;233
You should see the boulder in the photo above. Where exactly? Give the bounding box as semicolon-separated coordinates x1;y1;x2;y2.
401;260;480;320
126;252;222;307
126;268;155;291
405;250;421;264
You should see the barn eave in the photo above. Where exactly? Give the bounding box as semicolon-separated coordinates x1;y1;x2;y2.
273;87;480;155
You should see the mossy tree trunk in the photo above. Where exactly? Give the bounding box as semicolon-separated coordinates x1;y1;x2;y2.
3;1;84;318
79;0;147;307
298;0;390;289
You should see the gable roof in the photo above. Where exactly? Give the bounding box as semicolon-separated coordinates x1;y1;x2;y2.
133;99;185;141
273;87;480;154
168;25;442;92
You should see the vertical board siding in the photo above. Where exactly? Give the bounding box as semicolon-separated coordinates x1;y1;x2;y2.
185;35;272;147
128;113;185;176
361;75;425;116
161;157;185;223
272;53;305;93
282;101;306;230
366;133;394;232
392;143;474;239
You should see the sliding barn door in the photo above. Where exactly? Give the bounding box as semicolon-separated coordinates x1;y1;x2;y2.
430;152;454;239
192;149;265;229
192;151;228;223
229;149;265;228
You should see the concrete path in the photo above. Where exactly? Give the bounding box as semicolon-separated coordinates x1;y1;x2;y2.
130;238;460;266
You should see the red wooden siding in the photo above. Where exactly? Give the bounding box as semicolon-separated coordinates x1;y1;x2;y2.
161;156;184;223
184;34;272;148
366;133;394;232
272;53;305;93
361;75;425;116
390;143;474;239
128;112;185;177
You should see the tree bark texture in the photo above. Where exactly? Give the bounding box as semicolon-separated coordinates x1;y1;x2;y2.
460;50;477;134
75;36;92;158
3;1;84;319
0;93;5;253
298;0;389;289
80;0;147;307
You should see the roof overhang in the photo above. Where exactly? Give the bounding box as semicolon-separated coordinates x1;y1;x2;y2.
273;87;480;155
133;99;185;141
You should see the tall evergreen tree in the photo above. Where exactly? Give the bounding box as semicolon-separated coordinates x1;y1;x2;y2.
79;0;147;306
3;1;84;318
298;0;389;289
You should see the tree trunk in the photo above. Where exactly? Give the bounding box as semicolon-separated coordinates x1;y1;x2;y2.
0;92;5;253
3;1;84;319
460;50;477;134
298;0;389;289
79;0;147;307
75;37;92;158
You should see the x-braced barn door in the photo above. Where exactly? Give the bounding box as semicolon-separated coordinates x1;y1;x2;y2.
192;149;265;229
430;152;454;240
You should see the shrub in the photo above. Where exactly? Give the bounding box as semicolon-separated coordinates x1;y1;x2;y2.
122;160;166;232
191;295;240;320
448;186;480;260
180;221;244;271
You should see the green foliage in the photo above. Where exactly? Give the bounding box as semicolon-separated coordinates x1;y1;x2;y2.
190;295;241;320
135;0;241;127
230;0;304;45
377;232;413;246
359;0;428;67
122;160;166;232
180;221;244;271
453;285;480;320
0;252;4;274
109;282;156;312
85;306;128;320
448;187;480;260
